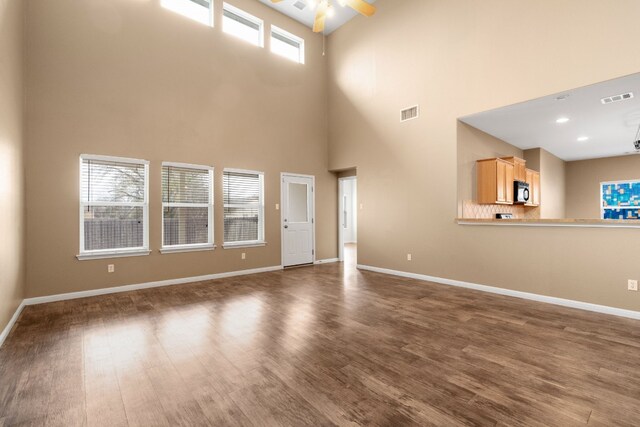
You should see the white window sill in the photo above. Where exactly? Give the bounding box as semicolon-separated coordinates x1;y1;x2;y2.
77;250;151;261
160;244;216;254
222;241;267;249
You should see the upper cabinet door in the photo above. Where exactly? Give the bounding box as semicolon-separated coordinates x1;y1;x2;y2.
496;159;514;204
504;161;514;203
525;168;540;207
501;156;526;182
496;160;507;203
477;158;516;205
532;171;541;205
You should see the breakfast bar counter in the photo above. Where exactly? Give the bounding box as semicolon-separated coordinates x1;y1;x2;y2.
456;218;640;228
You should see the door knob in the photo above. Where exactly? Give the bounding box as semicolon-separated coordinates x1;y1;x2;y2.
284;225;289;229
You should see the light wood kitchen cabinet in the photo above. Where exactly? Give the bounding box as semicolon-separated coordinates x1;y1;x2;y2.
477;158;514;204
501;156;526;181
525;168;540;206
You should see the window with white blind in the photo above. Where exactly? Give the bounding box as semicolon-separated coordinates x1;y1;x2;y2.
162;163;214;253
161;0;213;27
222;3;264;47
271;25;305;64
223;169;265;247
78;155;150;260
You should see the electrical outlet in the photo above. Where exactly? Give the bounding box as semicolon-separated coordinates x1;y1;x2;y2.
407;253;412;261
108;264;115;273
275;203;280;210
628;279;638;291
241;252;246;260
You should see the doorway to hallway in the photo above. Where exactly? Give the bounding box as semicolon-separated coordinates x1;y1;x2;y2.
338;176;357;263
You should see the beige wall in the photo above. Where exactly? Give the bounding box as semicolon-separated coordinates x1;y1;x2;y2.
336;168;357;178
524;148;566;218
328;0;640;311
0;0;25;331
523;148;541;173
25;0;336;298
539;149;566;219
566;155;640;219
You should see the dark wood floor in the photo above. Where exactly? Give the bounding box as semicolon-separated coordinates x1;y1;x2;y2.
1;245;640;426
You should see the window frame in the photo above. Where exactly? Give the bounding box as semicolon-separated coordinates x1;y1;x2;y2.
222;168;266;249
270;25;305;64
78;154;150;261
161;162;215;254
222;2;264;47
600;179;640;220
161;0;214;27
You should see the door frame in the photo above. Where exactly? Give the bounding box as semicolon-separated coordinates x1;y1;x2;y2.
280;172;316;267
338;176;357;262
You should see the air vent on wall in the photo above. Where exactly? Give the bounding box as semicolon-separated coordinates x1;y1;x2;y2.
601;92;634;104
293;1;307;10
401;105;419;122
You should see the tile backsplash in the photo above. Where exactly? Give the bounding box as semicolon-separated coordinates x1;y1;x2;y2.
462;200;540;219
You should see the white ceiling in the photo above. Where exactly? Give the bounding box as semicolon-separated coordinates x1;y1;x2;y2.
257;0;376;34
460;73;640;161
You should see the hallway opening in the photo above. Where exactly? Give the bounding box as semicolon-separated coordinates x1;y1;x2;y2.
338;175;357;264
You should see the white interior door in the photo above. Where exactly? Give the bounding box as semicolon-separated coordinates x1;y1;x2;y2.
282;174;314;267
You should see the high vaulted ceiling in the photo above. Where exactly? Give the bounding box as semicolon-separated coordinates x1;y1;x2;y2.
257;0;376;34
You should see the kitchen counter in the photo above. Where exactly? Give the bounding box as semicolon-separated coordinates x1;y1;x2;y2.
456;218;640;228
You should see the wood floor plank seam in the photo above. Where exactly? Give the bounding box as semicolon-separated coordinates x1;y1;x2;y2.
1;246;639;426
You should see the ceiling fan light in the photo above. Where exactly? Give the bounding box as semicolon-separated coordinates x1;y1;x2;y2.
327;4;335;17
337;0;346;6
307;0;317;8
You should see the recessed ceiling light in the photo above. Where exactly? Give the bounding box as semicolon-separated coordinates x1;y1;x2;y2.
577;136;589;142
556;117;570;124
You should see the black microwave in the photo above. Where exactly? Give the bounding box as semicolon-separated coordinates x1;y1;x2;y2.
514;181;530;204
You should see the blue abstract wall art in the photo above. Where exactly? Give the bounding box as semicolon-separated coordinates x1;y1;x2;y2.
601;181;640;220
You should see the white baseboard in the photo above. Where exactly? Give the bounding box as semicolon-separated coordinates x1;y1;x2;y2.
314;258;339;265
357;264;640;320
23;265;283;306
0;300;26;348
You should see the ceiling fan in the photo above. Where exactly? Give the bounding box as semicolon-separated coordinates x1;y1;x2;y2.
270;0;376;33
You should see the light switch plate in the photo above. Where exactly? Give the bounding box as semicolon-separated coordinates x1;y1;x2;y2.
407;254;412;261
628;280;638;291
241;253;246;260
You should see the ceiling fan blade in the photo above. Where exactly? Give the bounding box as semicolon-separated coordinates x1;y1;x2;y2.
313;1;328;33
345;0;376;17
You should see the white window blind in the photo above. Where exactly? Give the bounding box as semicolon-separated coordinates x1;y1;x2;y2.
271;26;304;64
162;163;214;250
223;169;264;245
161;0;213;26
222;3;264;47
79;155;149;258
